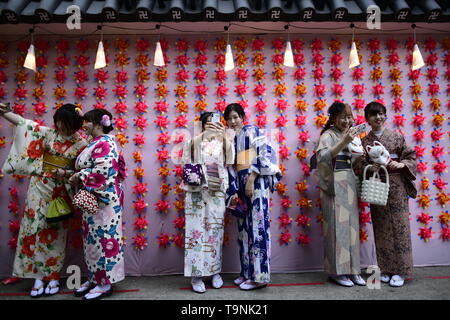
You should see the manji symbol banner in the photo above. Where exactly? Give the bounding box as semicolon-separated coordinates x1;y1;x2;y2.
0;34;449;277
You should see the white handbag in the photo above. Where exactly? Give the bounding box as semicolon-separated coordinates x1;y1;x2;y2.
361;165;390;206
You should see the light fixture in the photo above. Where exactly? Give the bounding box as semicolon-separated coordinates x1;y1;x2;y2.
154;24;165;67
224;25;234;72
348;23;360;69
411;24;425;71
23;28;36;72
283;24;294;68
94;25;106;69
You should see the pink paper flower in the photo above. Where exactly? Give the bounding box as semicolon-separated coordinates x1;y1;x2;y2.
415;145;426;158
154;200;170;213
332;84;344;97
314;84;326;97
353;84;365;96
372;84;385;95
134;116;148;131
133;134;146;147
154;116;169;129
276;99;289;112
392;98;403;112
152;101;167;114
417;161;428;173
114;85;127;99
194;69;207;82
279;145;290;160
433;161;447;174
114;102;128;114
331;68;343;81
412;114;426;127
313;67;324;80
195;54;208;66
133;216;148;230
418;227;434;242
195;84;208;97
175;55;189;66
294;53;305;65
279;213;292;228
393;114;406;127
296;115;307;128
114;117;128;131
275;115;288;127
234;84;248;96
298;131;310;144
431;129;444;141
352;67;364;80
388;52;400;65
428;83;440;96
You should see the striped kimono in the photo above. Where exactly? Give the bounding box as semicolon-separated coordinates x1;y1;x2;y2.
227;125;281;283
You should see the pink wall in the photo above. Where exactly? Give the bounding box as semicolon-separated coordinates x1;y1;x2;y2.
0;34;449;277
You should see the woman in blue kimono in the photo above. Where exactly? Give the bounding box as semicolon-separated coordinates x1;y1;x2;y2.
69;109;126;300
224;103;281;290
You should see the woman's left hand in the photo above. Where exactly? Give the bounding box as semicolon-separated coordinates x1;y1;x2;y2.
387;160;405;170
245;176;255;198
68;172;80;185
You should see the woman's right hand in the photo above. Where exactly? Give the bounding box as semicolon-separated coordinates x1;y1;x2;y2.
342;128;356;145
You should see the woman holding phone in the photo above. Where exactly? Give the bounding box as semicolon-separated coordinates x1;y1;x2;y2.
182;111;234;293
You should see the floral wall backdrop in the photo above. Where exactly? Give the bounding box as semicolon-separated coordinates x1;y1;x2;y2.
0;34;449;277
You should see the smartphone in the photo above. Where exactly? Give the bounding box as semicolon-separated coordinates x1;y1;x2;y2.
352;123;367;135
211;112;221;123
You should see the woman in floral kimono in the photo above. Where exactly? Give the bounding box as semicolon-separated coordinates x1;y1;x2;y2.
314;101;366;287
353;101;417;287
0;103;86;297
69;109;125;300
182;111;234;293
224;103;281;291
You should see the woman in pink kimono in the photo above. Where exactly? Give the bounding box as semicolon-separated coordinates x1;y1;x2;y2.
0;103;87;298
69;109;126;300
353;101;417;287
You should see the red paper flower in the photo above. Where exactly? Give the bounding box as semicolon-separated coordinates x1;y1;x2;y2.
433;161;447;174
296;232;311;245
367;38;380;52
314;84;325;97
114;102;128;114
332;84;344;97
195;54;208;66
330;68;343;82
154;116;169;129
176;55;189;66
95;69;109;83
133;199;148;214
279;232;292;246
195;84;208;97
133;234;148;250
431;129;444;141
415;145;426;158
256;114;267;128
274;115;288;128
353;84;365;96
114;117;128;131
426;53;438;66
293;68;306;81
176;39;189;52
312;53;324;65
133;134;146;147
294;53;304;65
175;115;188;128
431;146;445;159
215;54;225;67
155;200;170;213
278;213;292;228
388;52;400;66
417;213;433;225
313;67;324;80
417;161;428;173
133;182;148;195
352;67;364;81
114;85;128;99
372;84;385;96
393;114;406;127
418;227;434;242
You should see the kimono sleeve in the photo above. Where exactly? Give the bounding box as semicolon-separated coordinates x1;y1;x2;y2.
315;131;336;195
398;134;418;198
248;126;280;177
78;138;119;205
2;117;51;176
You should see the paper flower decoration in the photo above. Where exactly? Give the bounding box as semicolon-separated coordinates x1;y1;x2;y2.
175;55;189;66
436;192;449;207
417;161;428;173
296;233;311;245
195;84;208;97
417;213;433;225
279;232;292;246
314;84;325;97
75;54;90;67
133;199;148;214
332;84;344;97
275;115;288;128
313;67;324;80
393;114;406;127
215;54;225;67
294;68;306;81
360;229;369;243
431;146;445;159
295;181;309;194
388;52;400;66
297;197;312;208
432;113;444;127
418;227;434;242
295;147;308;161
173;216;186;230
433;178;447;191
173;165;183;177
133;134;146;148
175;115;188;128
296;214;311;228
298;131;310;144
133;234;148;250
370;68;383;81
294;53;304;65
175;101;188;113
134;84;148;98
114;101;128;114
234;84;248;96
133;182;148;196
159;166;170;177
114;117;128;131
194;100;207;112
412;99;423;112
115;134;128;147
253;68;266;82
255;114;267;128
367;38;380;52
439;212;450;226
369;53;382;65
390;68;402;82
95;69;109;83
134;116;148;131
314;114;328;128
331;68;343;82
278;213;292;228
295;100;307;112
156;149;170;162
352;67;364;81
353;84;366;96
431;129;444;141
433;161;447;174
155;200;170;213
295;115;307;128
134;167;145;179
428;83;440;96
272;54;284;65
426;53;438;65
236;53;248;66
417;194;431;208
359;212;372;226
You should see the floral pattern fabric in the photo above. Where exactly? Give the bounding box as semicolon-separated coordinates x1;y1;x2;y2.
2;118;87;280
75;134;125;285
182;137;234;277
227;125;281;283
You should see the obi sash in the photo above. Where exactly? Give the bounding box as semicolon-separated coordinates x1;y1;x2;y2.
236;148;256;172
333;155;352;170
42;152;75;172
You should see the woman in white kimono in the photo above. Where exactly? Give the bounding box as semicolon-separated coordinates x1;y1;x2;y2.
315;102;366;287
0;103;87;297
69;109;126;300
182;111;234;293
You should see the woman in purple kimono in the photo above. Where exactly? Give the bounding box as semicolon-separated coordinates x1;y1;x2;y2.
69;109;126;300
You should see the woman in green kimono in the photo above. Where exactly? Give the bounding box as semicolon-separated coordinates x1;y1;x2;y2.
0;103;87;297
314;101;366;287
